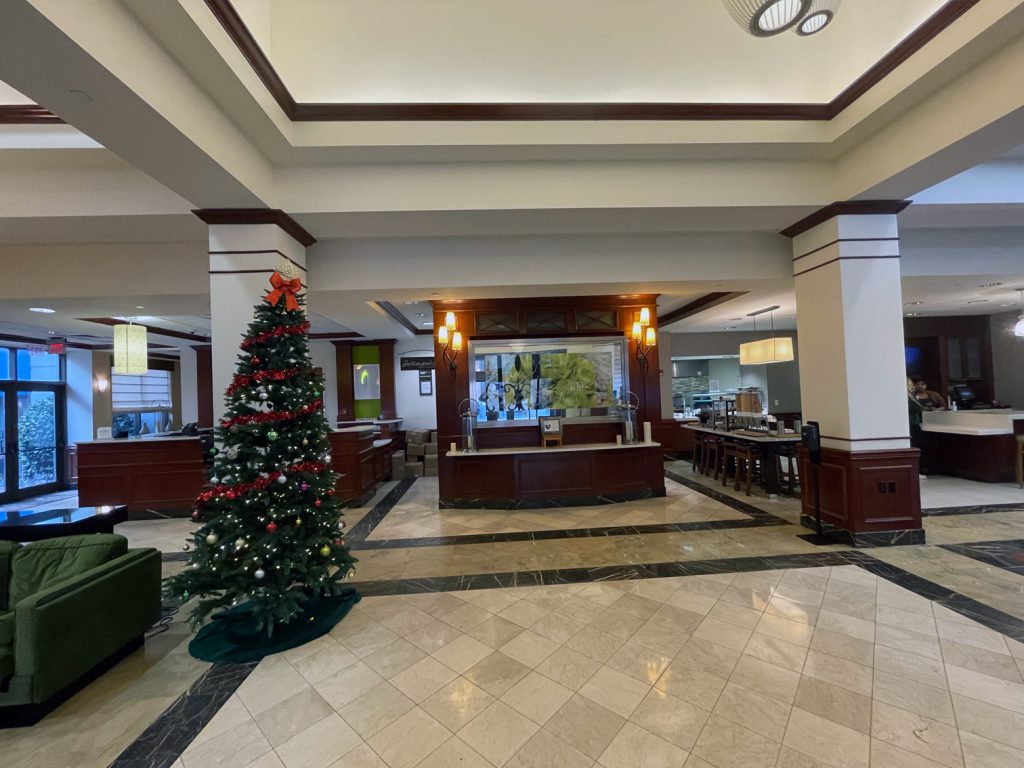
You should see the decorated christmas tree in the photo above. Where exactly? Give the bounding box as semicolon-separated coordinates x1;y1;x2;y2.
169;262;358;654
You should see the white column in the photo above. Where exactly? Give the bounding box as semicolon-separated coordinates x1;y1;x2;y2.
309;341;338;424
792;214;910;452
208;224;307;423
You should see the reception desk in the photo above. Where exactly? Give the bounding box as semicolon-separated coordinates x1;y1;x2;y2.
329;427;394;504
920;410;1024;483
77;435;205;515
439;442;665;509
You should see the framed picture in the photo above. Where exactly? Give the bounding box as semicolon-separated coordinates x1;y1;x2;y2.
418;370;433;396
539;417;562;436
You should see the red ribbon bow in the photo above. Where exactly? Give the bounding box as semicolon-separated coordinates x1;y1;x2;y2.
266;271;301;311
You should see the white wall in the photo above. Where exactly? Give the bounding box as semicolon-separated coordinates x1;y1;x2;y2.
395;338;437;430
65;348;94;445
991;311;1024;409
178;345;199;425
309;340;339;425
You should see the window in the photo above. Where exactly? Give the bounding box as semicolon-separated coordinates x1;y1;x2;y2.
469;336;627;425
15;349;62;381
111;370;174;436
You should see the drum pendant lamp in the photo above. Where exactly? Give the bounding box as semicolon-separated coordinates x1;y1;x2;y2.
720;0;812;37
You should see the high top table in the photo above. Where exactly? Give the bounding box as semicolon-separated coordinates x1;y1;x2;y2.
684;424;801;497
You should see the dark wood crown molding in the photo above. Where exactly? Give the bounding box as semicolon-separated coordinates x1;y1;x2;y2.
0;105;64;124
192;208;317;247
780;200;913;239
208;0;979;122
658;292;748;328
308;332;362;340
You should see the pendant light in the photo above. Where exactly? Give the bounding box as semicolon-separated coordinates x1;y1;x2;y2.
794;0;843;36
112;321;148;374
739;306;795;365
1015;289;1024;338
720;0;812;37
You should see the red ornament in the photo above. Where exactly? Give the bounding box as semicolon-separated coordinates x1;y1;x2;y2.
326;489;334;496
334;538;343;546
314;499;322;507
251;356;261;365
266;521;278;534
191;510;200;520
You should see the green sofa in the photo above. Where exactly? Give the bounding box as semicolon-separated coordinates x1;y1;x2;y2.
0;534;161;724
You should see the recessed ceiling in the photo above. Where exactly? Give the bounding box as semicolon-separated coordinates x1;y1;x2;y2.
230;0;945;105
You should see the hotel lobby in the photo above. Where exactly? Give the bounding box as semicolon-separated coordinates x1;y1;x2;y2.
1;1;1024;766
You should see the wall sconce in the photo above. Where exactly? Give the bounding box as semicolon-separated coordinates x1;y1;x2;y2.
631;307;657;372
95;375;109;393
438;311;462;376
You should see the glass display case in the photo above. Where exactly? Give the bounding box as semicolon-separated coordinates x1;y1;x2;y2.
468;336;628;426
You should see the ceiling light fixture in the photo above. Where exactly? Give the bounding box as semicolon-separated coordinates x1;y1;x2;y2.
794;0;842;36
721;0;811;37
905;301;924;306
1015;290;1024;338
113;322;148;375
739;306;794;365
29;307;56;314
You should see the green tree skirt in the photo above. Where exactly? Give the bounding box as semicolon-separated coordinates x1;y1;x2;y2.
188;589;361;663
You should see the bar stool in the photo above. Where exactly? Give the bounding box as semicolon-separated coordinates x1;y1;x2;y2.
702;436;722;478
776;445;800;496
691;432;705;472
1016;434;1023;489
724;442;756;495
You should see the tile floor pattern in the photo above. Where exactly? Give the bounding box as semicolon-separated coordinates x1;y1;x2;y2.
365;477;750;541
175;565;1024;768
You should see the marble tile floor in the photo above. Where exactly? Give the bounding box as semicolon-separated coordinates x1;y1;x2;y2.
365;476;750;542
139;566;1024;767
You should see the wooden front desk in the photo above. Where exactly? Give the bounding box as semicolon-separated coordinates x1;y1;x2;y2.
439;442;665;508
76;436;205;515
329;427;394;504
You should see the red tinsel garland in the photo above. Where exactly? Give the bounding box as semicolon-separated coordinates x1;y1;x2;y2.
197;460;329;507
226;367;301;396
221;399;323;428
240;321;311;350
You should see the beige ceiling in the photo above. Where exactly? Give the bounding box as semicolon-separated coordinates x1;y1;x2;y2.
232;0;945;104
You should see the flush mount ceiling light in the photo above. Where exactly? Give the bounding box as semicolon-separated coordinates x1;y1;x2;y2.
1015;289;1024;338
29;307;56;314
721;0;811;37
794;0;843;36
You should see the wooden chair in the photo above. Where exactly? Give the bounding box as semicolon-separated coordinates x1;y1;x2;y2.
691;432;705;472
725;442;757;496
1016;434;1023;489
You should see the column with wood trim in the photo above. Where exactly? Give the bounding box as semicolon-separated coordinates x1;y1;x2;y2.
789;205;922;545
203;218;310;423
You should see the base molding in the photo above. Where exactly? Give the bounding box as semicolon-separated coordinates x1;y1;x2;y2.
799;514;925;547
798;446;922;538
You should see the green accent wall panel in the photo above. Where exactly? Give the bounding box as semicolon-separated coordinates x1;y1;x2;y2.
352;346;380;365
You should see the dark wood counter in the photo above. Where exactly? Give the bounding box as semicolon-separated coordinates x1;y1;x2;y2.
76;437;205;515
329;428;394;504
438;442;665;509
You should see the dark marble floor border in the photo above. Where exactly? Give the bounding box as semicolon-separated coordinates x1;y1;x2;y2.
798;514;926;548
664;468;792;525
923;503;1024;517
348;550;1024;642
109;661;258;768
939;539;1024;576
438;488;662;510
344;477;417;547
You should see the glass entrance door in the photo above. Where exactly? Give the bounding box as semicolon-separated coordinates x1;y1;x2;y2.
0;385;65;503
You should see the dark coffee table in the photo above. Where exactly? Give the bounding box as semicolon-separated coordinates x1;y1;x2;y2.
0;506;129;542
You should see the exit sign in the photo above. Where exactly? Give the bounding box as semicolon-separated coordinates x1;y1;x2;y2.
48;339;66;355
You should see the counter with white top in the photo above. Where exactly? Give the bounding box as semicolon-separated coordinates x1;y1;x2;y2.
439;441;665;509
918;410;1024;483
921;410;1024;436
